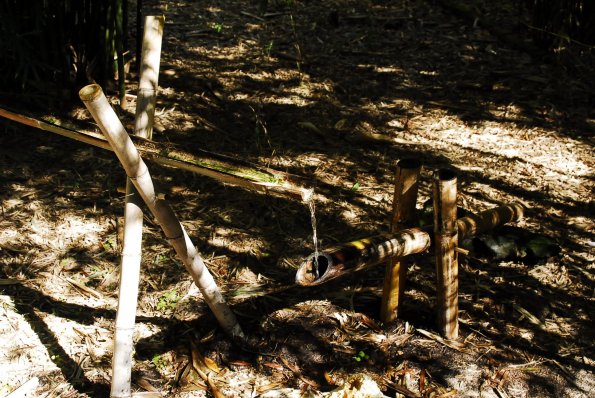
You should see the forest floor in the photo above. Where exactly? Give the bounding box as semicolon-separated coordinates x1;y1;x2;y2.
1;0;594;397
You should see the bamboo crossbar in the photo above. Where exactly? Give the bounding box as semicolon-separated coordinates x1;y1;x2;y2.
0;107;312;202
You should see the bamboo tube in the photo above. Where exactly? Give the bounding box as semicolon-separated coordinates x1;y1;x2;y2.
380;158;421;323
433;169;459;339
111;16;164;398
0;107;312;202
456;202;525;239
295;228;432;286
79;83;244;340
296;203;525;287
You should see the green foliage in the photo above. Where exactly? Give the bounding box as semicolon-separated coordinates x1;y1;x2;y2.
157;290;179;311
152;354;168;370
353;350;369;362
213;22;224;34
103;235;118;253
265;40;275;57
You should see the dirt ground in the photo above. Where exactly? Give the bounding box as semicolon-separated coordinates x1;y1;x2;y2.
1;0;594;397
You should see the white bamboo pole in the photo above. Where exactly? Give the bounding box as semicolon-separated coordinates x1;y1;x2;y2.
111;16;164;398
79;83;244;340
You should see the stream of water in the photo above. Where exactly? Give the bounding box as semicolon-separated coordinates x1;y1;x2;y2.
307;196;320;277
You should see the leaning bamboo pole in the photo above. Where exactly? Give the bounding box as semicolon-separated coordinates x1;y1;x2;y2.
79;83;244;339
0;107;312;202
111;16;164;398
433;169;459;339
380;158;421;323
295;203;525;286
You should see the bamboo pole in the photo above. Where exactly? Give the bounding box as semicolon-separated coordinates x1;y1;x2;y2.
114;0;127;109
295;203;524;287
380;159;421;323
0;107;312;202
433;169;459;339
111;16;164;398
295;228;432;286
79;83;244;340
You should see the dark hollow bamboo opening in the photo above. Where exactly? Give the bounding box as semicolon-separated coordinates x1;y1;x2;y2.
397;158;422;170
437;168;457;181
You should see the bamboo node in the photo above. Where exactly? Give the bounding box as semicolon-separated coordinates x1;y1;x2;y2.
127;166;151;182
165;233;185;241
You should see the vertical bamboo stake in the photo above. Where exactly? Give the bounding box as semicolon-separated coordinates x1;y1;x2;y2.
134;16;164;139
380;159;421;323
433;169;459;339
110;16;164;398
79;84;244;340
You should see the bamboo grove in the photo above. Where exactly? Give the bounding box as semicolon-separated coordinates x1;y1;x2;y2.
0;1;592;108
0;0;130;107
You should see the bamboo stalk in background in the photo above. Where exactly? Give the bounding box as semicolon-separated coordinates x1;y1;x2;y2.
433;169;459;339
79;83;244;339
111;16;164;398
0;107;312;202
114;0;127;109
380;158;421;323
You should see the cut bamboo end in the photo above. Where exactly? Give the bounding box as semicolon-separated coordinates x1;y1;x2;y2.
79;84;104;102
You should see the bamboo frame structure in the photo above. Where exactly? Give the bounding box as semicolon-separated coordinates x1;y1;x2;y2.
433;169;459;339
79;83;244;339
295;203;525;286
380;158;421;323
111;16;164;398
0;107;312;202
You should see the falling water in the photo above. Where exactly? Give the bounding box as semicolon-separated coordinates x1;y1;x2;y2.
306;195;320;277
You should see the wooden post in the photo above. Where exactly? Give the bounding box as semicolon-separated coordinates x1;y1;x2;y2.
380;159;421;323
111;16;164;398
433;169;459;339
79;83;244;340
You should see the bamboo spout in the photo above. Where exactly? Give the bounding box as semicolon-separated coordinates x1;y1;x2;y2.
0;107;312;203
295;203;525;286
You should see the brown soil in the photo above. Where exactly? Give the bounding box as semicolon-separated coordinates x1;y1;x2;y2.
1;1;593;397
